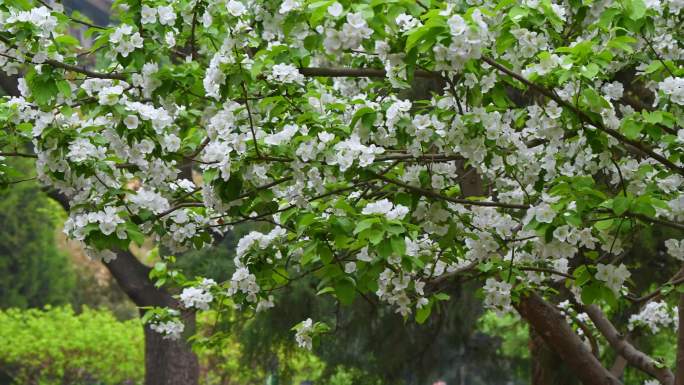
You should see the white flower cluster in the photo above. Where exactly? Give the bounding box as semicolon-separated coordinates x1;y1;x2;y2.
227;267;260;303
323;12;373;53
361;199;409;220
127;188;171;215
433;11;488;70
84;247;118;263
180;279;216;310
124;101;174;133
595;263;631;295
279;0;302;14
628;301;678;334
5;6;57;38
203;36;238;99
294;318;314;350
395;13;420;32
168;209;201;243
376;268;425;316
265;124;300;145
131;63;161;99
236;227;287;258
150;319;185;340
64;206;125;240
665;238;684;260
226;0;247;17
659;77;684;105
109;25;143;57
67;138;106;162
330;134;385;171
140;5;176;26
98;85;125;106
268;63;304;84
483;278;513;315
525;203;556;224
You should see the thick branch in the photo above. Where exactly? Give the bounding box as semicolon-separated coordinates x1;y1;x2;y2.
372;172;530;210
584;304;674;385
628;266;684;303
299;67;441;79
44;59;127;80
516;292;623;385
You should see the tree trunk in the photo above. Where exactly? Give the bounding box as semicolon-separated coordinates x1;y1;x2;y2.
143;309;199;385
530;328;578;385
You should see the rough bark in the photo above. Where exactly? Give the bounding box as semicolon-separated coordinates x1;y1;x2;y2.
530;328;578;385
144;310;199;385
584;304;674;385
516;292;622;385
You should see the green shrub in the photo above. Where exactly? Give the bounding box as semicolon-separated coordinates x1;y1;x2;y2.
0;306;143;385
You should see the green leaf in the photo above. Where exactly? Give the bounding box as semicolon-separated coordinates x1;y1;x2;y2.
317;242;334;264
316;286;335;295
56;80;71;97
354;218;379;234
215;176;243;202
350;107;376;129
623;0;647;20
296;213;317;230
415;301;432;324
620;118;642;140
405;25;439;53
594;219;614;230
390;236;406;256
581;282;601;304
369;228;384;245
335;279;356;305
508;6;529;22
607;35;637;53
612;196;630;215
434;293;450;301
632;200;656;218
125;222;145;246
55;35;81;47
580;63;600;79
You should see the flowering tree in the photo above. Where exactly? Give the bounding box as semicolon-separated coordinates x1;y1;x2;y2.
1;0;684;384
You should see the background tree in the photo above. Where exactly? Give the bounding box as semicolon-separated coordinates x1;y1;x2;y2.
0;159;75;309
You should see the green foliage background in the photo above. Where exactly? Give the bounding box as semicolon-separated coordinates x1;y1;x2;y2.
0;159;75;309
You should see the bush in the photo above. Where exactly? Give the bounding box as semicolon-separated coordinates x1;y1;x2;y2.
0;306;143;385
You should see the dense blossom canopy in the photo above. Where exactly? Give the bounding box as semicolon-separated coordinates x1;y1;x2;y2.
1;0;684;377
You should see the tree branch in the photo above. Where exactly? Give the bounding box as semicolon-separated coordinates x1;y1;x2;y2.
299;67;441;79
371;172;530;210
515;292;623;385
584;304;674;385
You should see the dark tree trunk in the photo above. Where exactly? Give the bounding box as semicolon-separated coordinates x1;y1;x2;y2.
143;310;199;385
530;328;578;385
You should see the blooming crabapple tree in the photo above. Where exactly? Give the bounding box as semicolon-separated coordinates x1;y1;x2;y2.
1;0;684;383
